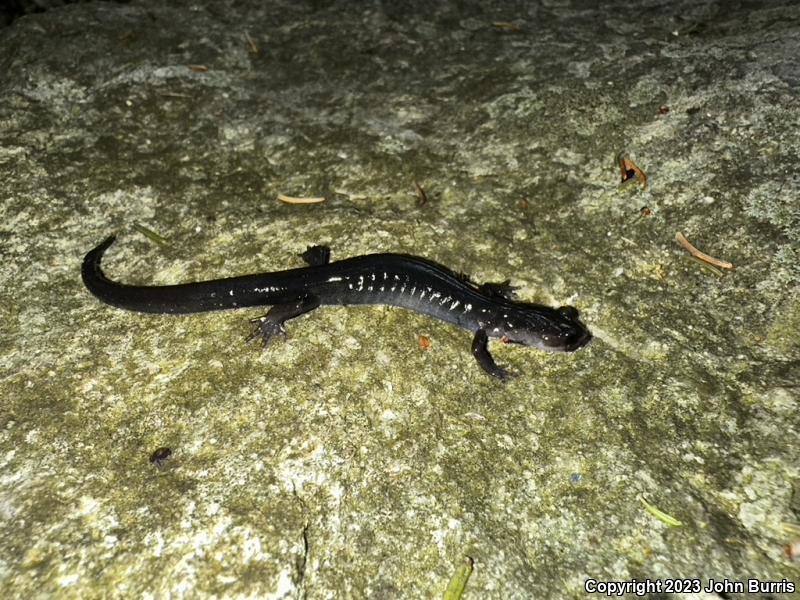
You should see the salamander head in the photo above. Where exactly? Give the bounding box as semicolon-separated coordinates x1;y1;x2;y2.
499;305;592;352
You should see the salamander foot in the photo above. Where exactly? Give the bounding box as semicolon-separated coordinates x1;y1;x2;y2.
471;329;517;382
247;316;287;347
246;294;322;348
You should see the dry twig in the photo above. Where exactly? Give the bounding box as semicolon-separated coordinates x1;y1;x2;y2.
675;232;734;270
277;194;326;205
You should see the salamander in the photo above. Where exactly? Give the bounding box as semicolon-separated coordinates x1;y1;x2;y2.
82;236;591;380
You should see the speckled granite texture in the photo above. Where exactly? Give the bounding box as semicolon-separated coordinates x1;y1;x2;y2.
0;0;798;597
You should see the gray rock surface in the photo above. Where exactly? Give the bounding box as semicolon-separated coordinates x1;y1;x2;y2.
1;0;798;597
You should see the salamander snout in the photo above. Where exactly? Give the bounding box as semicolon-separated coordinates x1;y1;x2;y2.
556;305;592;351
504;304;592;352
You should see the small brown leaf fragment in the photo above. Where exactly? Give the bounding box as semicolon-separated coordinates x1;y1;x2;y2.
418;335;432;350
188;65;209;72
785;541;800;561
617;152;648;190
632;206;653;224
492;21;523;32
244;31;259;55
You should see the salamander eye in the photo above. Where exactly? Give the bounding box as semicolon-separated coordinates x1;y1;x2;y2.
557;306;579;320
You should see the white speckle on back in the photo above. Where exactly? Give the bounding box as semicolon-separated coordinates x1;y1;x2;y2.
327;276;343;282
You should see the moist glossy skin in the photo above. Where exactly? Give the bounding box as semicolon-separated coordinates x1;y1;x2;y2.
82;236;592;380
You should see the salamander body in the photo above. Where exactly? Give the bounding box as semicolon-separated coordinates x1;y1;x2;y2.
82;236;591;380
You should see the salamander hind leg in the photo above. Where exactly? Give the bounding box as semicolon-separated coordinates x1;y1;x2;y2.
300;245;331;266
471;329;516;382
479;279;518;300
247;295;321;347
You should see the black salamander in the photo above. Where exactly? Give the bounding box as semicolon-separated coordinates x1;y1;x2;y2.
82;236;591;380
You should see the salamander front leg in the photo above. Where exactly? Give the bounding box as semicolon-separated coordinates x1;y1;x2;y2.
471;329;515;382
247;295;321;347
